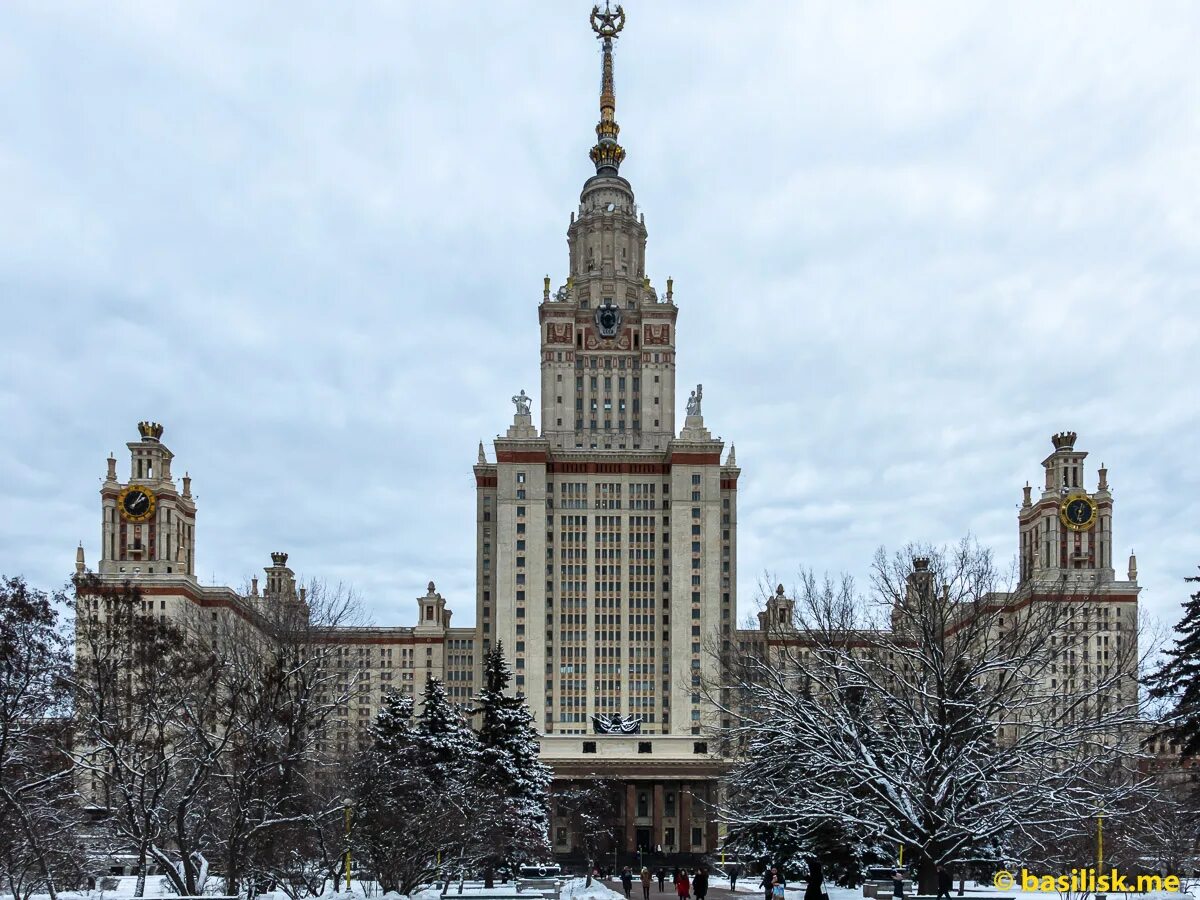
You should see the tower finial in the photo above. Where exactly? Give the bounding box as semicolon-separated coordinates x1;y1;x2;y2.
588;2;627;175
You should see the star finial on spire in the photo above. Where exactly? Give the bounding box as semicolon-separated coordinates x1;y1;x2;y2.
589;2;627;175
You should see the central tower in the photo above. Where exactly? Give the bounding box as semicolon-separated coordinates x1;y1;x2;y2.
539;1;678;451
474;3;737;762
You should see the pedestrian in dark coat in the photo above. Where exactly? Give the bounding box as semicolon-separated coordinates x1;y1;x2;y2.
694;866;709;900
804;859;824;900
622;867;634;899
936;866;952;900
892;871;905;900
728;864;740;892
762;867;779;900
658;869;667;892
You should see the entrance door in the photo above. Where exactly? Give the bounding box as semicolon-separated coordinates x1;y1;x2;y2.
636;827;651;853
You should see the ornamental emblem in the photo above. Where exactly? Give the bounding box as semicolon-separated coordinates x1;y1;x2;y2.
592;712;642;734
595;301;622;339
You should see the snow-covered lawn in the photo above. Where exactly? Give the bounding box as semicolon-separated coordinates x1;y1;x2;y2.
560;877;627;900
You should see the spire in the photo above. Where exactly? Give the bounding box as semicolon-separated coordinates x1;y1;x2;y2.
588;2;627;175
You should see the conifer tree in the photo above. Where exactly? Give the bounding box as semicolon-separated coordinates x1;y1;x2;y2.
474;643;552;878
1148;568;1200;758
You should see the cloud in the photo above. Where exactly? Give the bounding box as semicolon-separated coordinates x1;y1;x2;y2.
1;1;1197;635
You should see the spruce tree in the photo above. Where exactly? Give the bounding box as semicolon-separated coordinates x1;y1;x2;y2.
1148;568;1200;757
475;643;553;874
415;674;480;787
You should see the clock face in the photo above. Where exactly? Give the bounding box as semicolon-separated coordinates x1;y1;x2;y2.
1059;494;1096;531
118;485;157;523
595;304;622;339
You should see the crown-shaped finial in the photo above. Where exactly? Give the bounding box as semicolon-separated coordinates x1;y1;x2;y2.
1051;431;1078;450
912;556;931;572
137;421;164;441
270;551;289;567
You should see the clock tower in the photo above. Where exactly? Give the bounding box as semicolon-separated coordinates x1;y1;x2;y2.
1018;430;1120;584
98;421;196;578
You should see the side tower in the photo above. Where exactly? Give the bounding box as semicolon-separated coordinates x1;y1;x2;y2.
1019;430;1117;584
97;421;196;578
1017;431;1140;714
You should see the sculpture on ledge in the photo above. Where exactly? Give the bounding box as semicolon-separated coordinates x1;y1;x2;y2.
686;383;703;417
512;389;532;416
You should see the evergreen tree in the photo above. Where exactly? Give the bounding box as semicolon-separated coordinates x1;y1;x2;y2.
474;643;553;878
351;684;477;894
415;674;480;785
1148;568;1200;758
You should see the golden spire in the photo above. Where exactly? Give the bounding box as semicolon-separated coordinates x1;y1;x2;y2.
589;2;626;175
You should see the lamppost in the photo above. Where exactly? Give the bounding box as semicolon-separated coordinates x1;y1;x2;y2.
343;797;353;893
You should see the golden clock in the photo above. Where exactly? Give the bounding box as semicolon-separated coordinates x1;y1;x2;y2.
1059;492;1096;532
117;484;157;523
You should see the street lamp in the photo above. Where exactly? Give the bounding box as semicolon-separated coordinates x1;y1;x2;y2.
343;797;353;892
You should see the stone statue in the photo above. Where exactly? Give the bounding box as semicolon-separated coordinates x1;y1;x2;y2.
512;389;532;416
686;383;703;417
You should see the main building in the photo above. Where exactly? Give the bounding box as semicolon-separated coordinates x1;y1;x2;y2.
73;4;1141;866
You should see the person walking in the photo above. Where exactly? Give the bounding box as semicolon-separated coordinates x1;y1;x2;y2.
676;868;692;900
762;867;777;900
728;863;740;892
935;866;952;900
622;867;634;900
642;867;653;900
804;859;824;900
694;866;709;900
772;875;785;900
658;869;667;893
892;870;905;900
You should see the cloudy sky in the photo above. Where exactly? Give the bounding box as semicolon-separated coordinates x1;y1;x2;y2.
2;2;1197;635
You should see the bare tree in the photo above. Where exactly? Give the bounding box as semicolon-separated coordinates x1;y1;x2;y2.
551;780;619;886
0;577;83;900
68;575;225;897
711;540;1151;894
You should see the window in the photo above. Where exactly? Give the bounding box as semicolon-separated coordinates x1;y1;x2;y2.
637;741;652;754
691;827;702;848
665;827;676;848
517;472;526;483
693;741;708;754
637;792;649;817
583;741;597;753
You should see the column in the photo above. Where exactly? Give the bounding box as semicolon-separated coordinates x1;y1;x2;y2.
706;791;719;855
653;783;664;851
626;782;637;852
680;783;692;851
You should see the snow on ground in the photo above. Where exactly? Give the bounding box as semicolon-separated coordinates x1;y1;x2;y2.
560;877;627;900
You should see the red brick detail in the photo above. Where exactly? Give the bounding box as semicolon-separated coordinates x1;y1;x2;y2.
670;452;721;465
547;461;672;475
495;450;549;463
720;478;738;490
475;475;497;487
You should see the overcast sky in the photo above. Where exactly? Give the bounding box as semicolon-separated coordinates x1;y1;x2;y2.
2;2;1197;635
